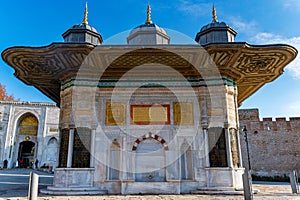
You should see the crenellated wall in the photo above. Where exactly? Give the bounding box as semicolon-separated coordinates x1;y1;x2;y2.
239;109;300;177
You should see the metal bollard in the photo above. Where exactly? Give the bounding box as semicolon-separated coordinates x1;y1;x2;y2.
28;172;39;200
289;170;299;194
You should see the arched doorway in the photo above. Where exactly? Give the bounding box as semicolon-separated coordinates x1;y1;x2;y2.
15;113;38;168
18;141;35;168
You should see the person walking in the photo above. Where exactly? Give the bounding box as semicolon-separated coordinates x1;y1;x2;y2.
3;160;8;168
19;159;24;168
35;159;39;169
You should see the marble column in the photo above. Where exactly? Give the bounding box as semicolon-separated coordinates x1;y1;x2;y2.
203;127;210;168
202;94;210;168
225;127;233;168
90;129;96;168
67;128;75;168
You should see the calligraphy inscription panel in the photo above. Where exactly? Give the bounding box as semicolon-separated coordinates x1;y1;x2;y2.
173;102;194;125
131;105;170;125
106;102;126;126
19;128;38;135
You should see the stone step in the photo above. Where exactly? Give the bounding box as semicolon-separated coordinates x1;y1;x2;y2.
40;187;108;196
46;186;103;191
191;187;259;195
196;187;237;191
191;190;244;195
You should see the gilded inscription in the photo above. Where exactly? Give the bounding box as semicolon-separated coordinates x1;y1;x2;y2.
20;115;38;126
19;128;38;135
132;107;150;122
19;115;38;135
106;102;126;126
173;102;194;125
131;105;170;125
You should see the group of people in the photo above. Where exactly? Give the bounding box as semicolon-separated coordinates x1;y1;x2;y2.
2;159;39;169
16;159;24;168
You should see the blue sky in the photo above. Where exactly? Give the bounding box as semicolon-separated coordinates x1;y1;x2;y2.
1;0;300;119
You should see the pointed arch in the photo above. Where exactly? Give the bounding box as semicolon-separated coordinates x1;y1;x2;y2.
18;113;38;135
135;137;166;182
47;137;58;164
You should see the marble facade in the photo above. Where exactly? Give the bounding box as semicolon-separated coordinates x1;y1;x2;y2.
51;75;244;194
0;101;60;170
1;4;297;195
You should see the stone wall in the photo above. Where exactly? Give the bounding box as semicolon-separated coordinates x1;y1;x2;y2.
239;109;300;177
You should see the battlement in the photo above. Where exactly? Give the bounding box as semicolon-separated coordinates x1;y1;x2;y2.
239;109;300;177
239;109;300;132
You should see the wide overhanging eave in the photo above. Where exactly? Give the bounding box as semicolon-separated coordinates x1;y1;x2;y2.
204;42;297;105
1;43;297;106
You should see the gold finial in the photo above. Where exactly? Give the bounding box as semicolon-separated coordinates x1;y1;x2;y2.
82;2;88;25
145;3;153;24
212;3;218;23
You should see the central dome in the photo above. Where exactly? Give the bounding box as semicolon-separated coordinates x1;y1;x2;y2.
127;4;170;45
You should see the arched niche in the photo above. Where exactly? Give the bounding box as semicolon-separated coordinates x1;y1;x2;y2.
180;141;193;180
135;137;166;182
107;140;121;180
47;137;58;165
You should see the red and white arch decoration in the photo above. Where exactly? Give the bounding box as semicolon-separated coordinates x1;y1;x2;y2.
132;132;169;151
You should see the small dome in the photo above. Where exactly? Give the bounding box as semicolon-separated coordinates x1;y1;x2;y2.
200;21;231;32
195;4;237;45
127;4;170;45
68;24;99;34
129;23;168;36
62;3;103;45
62;24;103;45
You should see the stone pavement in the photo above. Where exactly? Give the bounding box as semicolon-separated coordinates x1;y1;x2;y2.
36;183;300;200
0;169;299;200
2;183;300;200
0;168;53;199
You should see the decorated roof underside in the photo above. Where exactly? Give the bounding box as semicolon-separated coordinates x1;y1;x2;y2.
1;43;297;106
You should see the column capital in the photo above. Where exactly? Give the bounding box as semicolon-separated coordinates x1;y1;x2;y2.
69;124;76;129
91;123;98;130
224;122;229;129
201;122;208;129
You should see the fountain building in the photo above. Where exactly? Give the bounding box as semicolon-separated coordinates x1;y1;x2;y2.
1;4;297;195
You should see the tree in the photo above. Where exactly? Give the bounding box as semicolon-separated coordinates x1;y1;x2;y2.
0;83;18;101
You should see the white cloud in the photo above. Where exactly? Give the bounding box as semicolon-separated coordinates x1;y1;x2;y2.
227;17;257;35
250;32;300;79
285;100;300;117
281;0;300;9
177;0;210;17
283;0;293;7
288;100;300;110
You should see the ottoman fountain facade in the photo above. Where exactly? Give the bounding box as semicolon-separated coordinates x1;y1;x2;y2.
2;4;297;195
